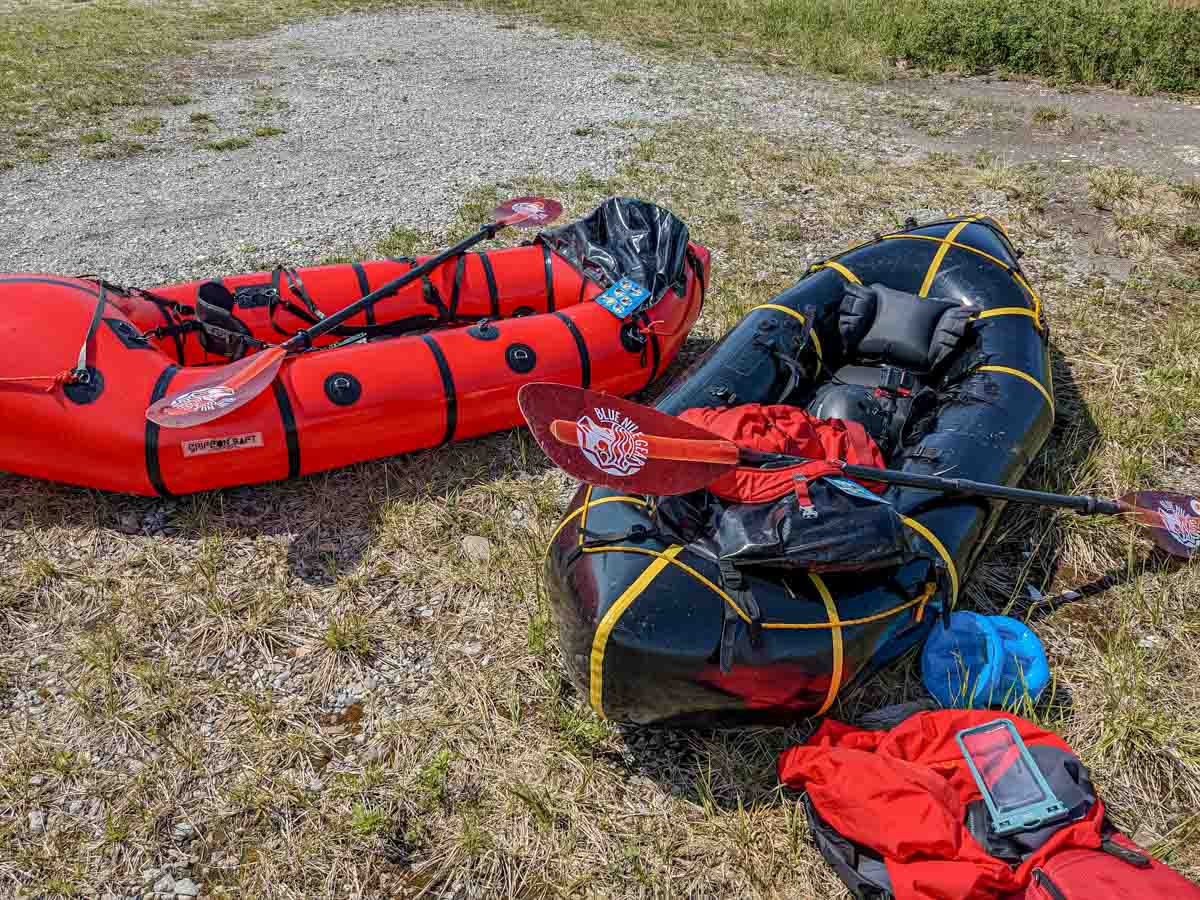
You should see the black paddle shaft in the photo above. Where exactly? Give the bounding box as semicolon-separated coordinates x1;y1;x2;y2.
737;449;1124;515
283;222;500;350
839;460;1124;515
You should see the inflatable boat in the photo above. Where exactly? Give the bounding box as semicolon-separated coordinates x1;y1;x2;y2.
0;199;708;495
545;215;1053;726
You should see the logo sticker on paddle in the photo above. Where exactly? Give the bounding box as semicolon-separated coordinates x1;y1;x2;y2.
1159;497;1200;550
493;196;563;229
163;385;237;416
575;407;649;476
517;382;738;496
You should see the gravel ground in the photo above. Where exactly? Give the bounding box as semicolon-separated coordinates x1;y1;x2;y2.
0;9;696;284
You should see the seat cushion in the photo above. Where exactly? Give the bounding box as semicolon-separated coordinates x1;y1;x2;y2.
841;283;970;372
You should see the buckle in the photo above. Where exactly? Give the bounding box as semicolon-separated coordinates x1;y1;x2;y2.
879;366;914;397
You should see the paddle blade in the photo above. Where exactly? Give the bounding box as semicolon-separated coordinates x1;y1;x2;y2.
494;196;563;229
1122;491;1200;559
517;382;736;494
146;348;285;429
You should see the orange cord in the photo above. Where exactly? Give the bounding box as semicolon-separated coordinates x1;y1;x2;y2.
0;370;79;393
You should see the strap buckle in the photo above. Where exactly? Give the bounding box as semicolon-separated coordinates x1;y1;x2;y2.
877;365;915;397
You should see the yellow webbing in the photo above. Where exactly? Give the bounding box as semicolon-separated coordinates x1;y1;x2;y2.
809;573;842;715
589;545;683;717
879;234;1043;330
583;545;753;624
900;517;959;608
812;261;863;285
919;216;980;297
546;492;647;549
751;304;824;360
579;543;943;719
577;484;594;547
978;364;1054;412
583;546;949;629
976;307;1038;322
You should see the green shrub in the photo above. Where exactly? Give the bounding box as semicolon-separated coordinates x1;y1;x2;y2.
886;0;1200;92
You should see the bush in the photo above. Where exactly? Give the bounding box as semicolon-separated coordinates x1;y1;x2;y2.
886;0;1200;93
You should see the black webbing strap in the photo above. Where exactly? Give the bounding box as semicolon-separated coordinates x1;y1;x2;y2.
277;267;323;320
71;282;108;381
448;254;467;320
391;257;447;319
477;252;499;318
351;262;374;326
717;560;762;673
686;245;706;309
541;243;556;311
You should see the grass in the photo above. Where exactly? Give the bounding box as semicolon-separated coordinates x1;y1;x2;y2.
199;136;253;151
4;109;1199;896
1032;103;1071;125
470;0;1200;91
128;116;164;136
252;125;287;138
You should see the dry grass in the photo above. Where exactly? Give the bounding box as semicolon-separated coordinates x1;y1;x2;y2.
3;114;1199;897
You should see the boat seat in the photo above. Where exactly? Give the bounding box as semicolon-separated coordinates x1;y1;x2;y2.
841;282;972;374
807;280;975;457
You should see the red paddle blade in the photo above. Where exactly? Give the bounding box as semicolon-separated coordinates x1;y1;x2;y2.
493;196;562;229
517;383;737;494
1122;491;1200;560
147;348;285;429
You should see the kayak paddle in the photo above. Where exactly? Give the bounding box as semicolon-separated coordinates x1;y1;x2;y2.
517;382;1199;561
147;196;563;429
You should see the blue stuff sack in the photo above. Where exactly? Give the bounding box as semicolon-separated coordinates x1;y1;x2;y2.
922;611;1050;708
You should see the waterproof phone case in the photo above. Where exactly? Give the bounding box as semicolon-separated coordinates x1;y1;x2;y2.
955;719;1070;836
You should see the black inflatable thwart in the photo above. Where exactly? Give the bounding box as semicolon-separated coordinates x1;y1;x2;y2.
324;372;362;406
64;366;104;404
545;214;1054;726
505;343;537;374
467;321;500;341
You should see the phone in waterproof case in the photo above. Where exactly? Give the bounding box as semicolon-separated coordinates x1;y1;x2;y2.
955;719;1070;836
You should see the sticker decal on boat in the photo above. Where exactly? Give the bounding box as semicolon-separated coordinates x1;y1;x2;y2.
596;278;651;319
575;407;649;476
163;385;237;416
1159;498;1200;550
182;432;265;458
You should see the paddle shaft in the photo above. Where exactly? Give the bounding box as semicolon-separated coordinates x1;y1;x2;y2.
794;457;1125;516
547;418;1125;514
283;222;500;350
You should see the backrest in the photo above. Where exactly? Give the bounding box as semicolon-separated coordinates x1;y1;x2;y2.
840;282;972;373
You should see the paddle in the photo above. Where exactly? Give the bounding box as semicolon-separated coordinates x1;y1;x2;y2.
147;196;563;429
517;382;1200;560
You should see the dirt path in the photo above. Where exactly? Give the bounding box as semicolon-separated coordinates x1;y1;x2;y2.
871;74;1200;175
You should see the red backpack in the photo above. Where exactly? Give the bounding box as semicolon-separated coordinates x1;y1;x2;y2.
779;710;1200;899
